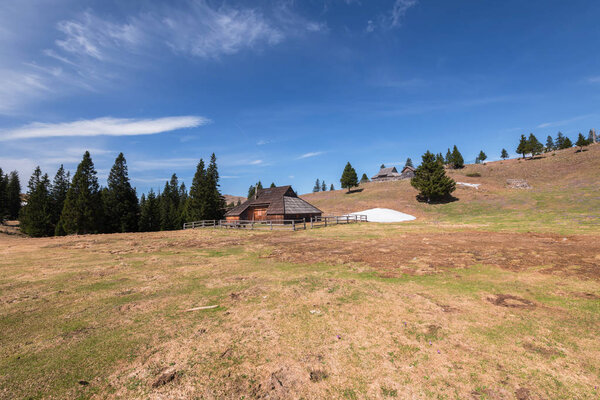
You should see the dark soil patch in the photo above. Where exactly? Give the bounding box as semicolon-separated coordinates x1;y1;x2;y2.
487;294;535;309
309;369;328;382
515;387;531;400
523;342;562;358
152;368;177;388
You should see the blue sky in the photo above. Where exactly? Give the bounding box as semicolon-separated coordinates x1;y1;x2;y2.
1;0;599;196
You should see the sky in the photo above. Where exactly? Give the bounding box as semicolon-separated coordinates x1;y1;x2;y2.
1;0;599;196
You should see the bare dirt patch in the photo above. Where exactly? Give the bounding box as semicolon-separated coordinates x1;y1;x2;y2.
487;294;535;309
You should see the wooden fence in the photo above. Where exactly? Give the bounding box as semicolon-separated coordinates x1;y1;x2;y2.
182;214;367;231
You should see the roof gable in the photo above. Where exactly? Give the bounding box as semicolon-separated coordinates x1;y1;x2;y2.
225;185;321;217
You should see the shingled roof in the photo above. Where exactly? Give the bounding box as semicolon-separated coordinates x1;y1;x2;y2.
225;185;322;217
371;166;401;180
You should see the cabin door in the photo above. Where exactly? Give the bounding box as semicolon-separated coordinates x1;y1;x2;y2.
251;207;267;221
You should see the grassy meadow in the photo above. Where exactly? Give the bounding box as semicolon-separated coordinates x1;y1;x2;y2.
1;145;599;399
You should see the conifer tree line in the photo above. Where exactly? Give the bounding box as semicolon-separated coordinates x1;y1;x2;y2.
0;169;22;222
312;179;334;192
10;151;225;237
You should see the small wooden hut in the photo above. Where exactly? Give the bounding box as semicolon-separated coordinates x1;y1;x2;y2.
371;166;415;181
224;185;322;222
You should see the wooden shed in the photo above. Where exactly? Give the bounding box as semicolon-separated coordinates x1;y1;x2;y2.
224;185;322;222
371;166;415;181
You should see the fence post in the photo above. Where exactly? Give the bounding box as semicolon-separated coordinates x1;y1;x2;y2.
346;216;349;224
311;217;313;229
251;221;254;230
304;220;306;230
292;220;295;231
270;221;273;230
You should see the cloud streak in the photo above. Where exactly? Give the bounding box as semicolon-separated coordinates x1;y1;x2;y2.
0;116;209;141
297;151;325;159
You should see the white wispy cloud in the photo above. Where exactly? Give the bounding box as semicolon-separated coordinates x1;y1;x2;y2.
297;151;325;159
0;69;50;114
0;116;209;141
249;159;264;165
389;0;418;27
536;114;594;129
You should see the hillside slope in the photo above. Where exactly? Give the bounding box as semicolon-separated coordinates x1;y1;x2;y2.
301;143;600;233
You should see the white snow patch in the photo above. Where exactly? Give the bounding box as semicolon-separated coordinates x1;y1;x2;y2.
457;182;480;189
347;208;416;223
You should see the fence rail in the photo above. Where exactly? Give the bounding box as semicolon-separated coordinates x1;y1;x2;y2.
183;214;367;231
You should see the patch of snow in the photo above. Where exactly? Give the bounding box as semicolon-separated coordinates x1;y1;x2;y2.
346;208;416;223
457;182;480;189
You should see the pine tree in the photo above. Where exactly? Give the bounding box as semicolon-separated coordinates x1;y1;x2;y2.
445;149;452;164
575;133;590;151
50;165;70;233
321;180;326;192
139;189;161;231
500;148;509;160
545;135;555;152
270;182;276;188
380;164;386;169
360;173;369;183
562;136;573;149
330;184;334;191
204;153;225;221
516;134;528;158
6;171;21;219
435;153;445;165
410;151;456;203
103;153;139;233
185;159;207;221
405;158;414;168
527;134;543;157
19;167;54;237
478;150;487;163
313;179;321;193
0;168;7;220
450;146;464;168
340;162;358;192
248;185;256;199
159;174;182;230
58;151;103;234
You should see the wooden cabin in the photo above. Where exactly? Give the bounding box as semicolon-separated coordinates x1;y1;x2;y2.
371;166;415;182
224;185;322;222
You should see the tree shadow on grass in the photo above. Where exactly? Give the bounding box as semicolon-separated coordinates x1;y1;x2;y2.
344;188;364;194
415;194;459;204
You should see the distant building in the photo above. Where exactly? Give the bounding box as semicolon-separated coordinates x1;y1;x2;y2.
225;185;322;222
371;166;415;182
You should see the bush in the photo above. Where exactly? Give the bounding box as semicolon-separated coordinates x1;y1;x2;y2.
466;172;481;177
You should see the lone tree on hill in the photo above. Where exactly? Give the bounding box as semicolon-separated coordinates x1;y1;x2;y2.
270;182;276;188
411;151;456;203
58;151;103;235
478;151;487;163
380;164;385;169
516;134;528;158
313;179;321;193
340;162;358;192
450;145;464;168
360;173;369;183
500;149;509;160
405;157;414;168
576;133;590;152
321;180;326;192
19;167;53;237
562;136;573;149
103;153;139;233
330;184;334;191
527;134;544;157
545;135;555;152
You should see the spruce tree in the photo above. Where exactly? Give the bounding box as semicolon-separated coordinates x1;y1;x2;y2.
58;151;103;234
20;167;53;237
405;158;414;168
527;134;543;157
103;153;139;233
450;146;464;168
330;184;334;191
360;173;369;183
444;149;452;165
478;150;487;163
516;134;528;158
313;179;321;193
410;151;456;203
270;182;276;188
185;159;207;221
380;164;386;169
0;168;7;220
500;148;509;160
321;180;326;192
204;153;225;221
340;162;358;192
562;136;573;149
6;171;21;219
436;153;445;165
545;135;555;152
248;185;256;199
159;174;182;230
576;133;590;151
139;189;161;231
50;165;70;233
237;199;242;206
